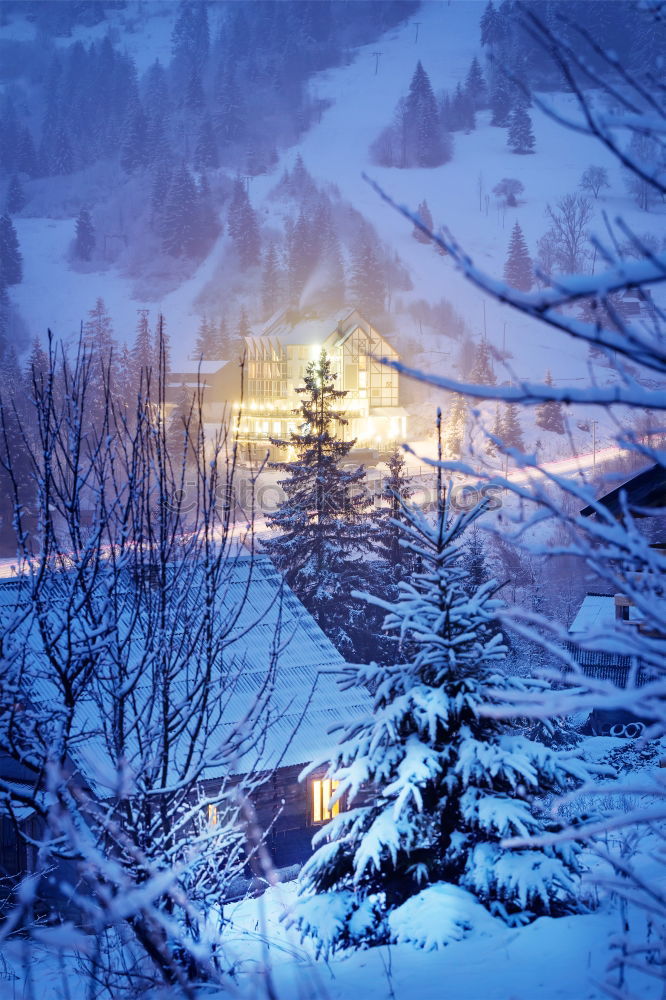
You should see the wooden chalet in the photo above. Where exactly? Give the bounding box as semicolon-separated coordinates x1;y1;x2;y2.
0;556;369;907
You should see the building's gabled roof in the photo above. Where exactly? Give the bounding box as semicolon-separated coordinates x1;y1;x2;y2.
581;463;666;518
0;556;368;793
257;306;365;347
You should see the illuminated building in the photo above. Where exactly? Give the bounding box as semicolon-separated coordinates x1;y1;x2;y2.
241;306;407;454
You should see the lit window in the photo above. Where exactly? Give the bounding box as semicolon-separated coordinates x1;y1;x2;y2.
312;778;340;823
207;804;218;827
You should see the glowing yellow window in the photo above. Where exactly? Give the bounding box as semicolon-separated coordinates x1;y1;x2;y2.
207;804;218;827
312;779;340;823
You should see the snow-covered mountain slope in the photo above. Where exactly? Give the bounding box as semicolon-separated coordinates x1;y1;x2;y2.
4;1;664;453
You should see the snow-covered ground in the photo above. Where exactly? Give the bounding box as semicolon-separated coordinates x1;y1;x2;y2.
4;875;658;1000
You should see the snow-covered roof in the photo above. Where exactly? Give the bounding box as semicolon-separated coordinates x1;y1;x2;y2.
256;307;362;347
0;557;367;793
580;464;666;518
568;594;616;634
169;360;231;378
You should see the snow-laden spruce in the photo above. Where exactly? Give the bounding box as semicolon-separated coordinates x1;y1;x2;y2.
264;349;374;657
293;485;590;951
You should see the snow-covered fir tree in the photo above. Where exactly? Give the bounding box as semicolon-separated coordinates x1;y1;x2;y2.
82;298;118;421
0;214;22;285
261;242;282;318
507;104;535;154
162;164;199;258
74;207;95;261
214;315;229;358
295;467;589;951
349;224;387;316
373;446;418;588
195;315;216;358
470;340;496;385
504;221;533;291
131;308;154;388
461;519;491;596
486;404;503;457
6;175;25;214
194;114;218;171
535;371;566;434
227;177;261;268
315;201;346;310
489;73;513;127
264;350;373;656
443;392;469;458
120;105;148;173
464;57;488;109
404;61;448;167
451;82;476;133
412;200;434;244
501;402;525;451
23;336;48;396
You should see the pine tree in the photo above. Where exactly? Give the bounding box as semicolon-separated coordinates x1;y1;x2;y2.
167;381;199;462
115;342;133;409
404;62;446;167
154;313;171;379
0;214;23;285
17;127;37;177
6;175;25;214
218;308;248;362
451;82;475;133
501;402;525;451
486;404;503;457
504;222;533;291
171;0;209;93
83;298;118;421
464;57;488;109
227;177;260;269
213;316;229;358
120;105;148;173
535;371;566;435
162;164;198;257
185;68;206;112
349;224;386;316
412;200;434;244
261;242;281;319
193;114;218;171
23;336;49;395
194;315;215;358
461;520;490;597
74;207;95;261
444;392;468;457
470;340;496;385
507;104;535;154
51;125;74;175
373;447;418;587
315;201;346;311
132;308;154;389
151;161;172;223
146;115;169;166
490;73;513;127
480;0;501;48
287;210;317;305
264;350;373;656
296;483;587;951
194;172;219;253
